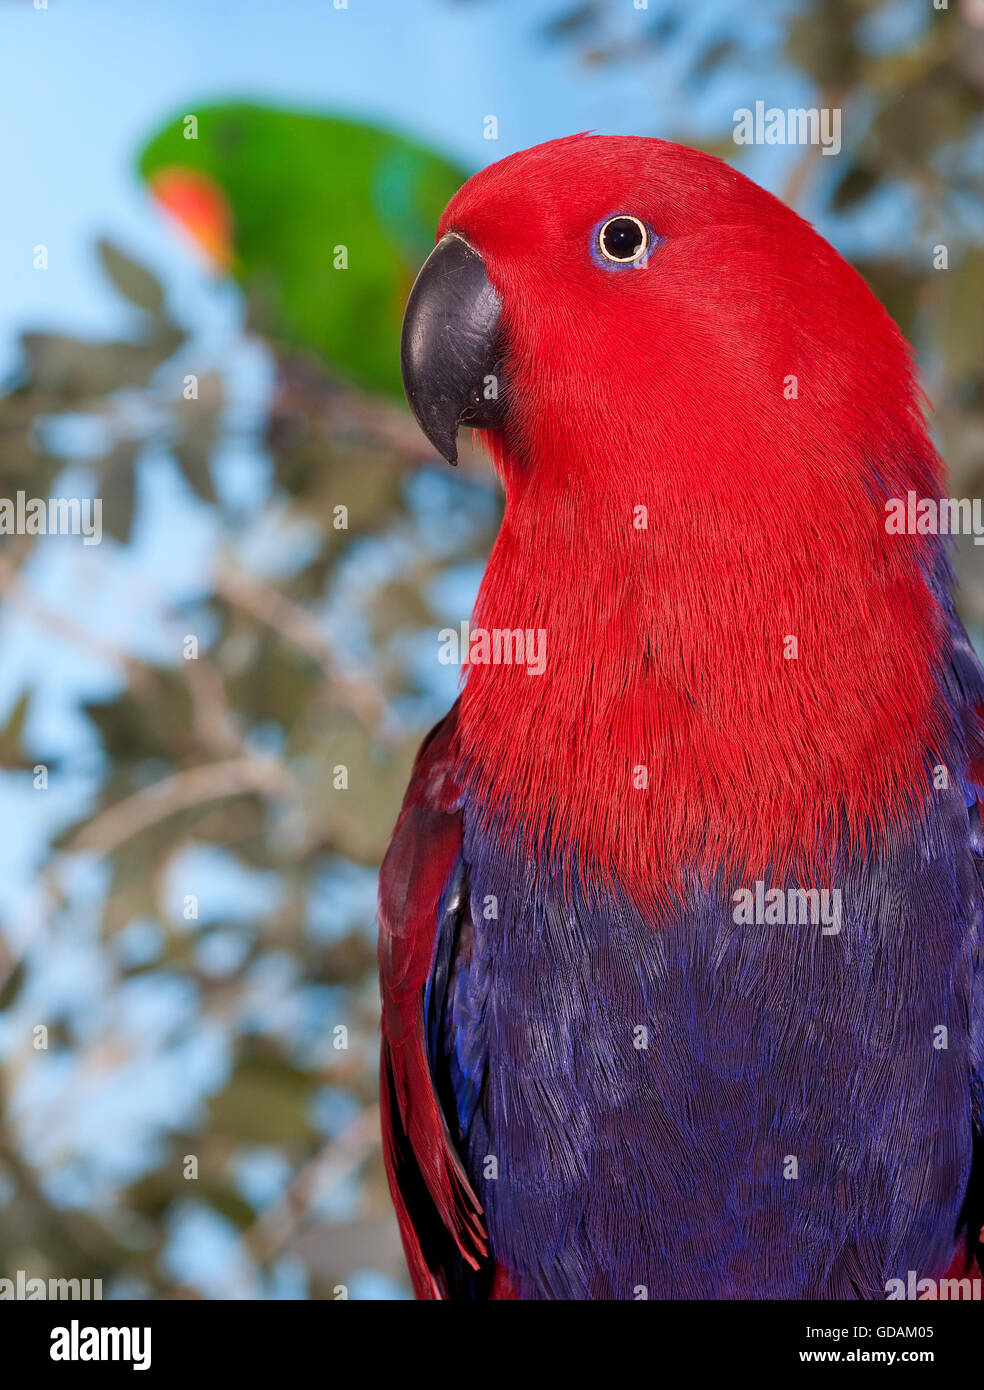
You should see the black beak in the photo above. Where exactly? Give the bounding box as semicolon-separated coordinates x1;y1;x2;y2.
400;233;507;464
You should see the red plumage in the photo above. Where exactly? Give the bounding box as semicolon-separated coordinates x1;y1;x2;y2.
380;135;984;1299
436;135;947;911
378;708;488;1297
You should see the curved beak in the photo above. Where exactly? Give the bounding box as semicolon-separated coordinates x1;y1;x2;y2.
400;233;507;464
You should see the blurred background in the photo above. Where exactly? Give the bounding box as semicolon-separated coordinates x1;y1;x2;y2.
0;0;982;1300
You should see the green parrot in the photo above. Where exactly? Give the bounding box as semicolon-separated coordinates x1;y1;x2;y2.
138;103;469;397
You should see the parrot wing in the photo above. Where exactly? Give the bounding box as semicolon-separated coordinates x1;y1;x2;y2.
378;702;492;1298
932;558;984;1267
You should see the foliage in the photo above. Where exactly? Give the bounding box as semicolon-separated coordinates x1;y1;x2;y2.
0;239;498;1297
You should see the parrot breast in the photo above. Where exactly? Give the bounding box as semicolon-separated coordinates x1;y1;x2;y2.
448;779;978;1299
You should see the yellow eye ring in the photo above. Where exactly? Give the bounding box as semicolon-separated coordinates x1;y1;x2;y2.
597;215;649;264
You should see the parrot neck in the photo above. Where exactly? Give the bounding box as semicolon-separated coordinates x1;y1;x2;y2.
453;439;951;908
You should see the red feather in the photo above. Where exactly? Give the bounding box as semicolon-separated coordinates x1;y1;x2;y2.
378;706;488;1297
434;134;949;913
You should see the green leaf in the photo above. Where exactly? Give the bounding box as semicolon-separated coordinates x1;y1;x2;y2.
0;959;26;1011
0;691;30;769
209;1059;315;1142
832;164;879;212
95;441;139;543
97;239;166;316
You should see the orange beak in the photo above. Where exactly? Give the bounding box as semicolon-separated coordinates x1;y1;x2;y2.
148;167;234;273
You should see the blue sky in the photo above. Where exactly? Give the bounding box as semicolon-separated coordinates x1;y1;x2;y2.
0;0;819;366
0;0;654;360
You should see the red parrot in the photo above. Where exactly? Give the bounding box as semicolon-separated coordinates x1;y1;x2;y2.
378;134;984;1300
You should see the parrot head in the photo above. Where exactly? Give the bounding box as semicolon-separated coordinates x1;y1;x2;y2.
139;104;279;275
146;165;235;272
402;132;930;494
138;103;469;395
401;134;948;904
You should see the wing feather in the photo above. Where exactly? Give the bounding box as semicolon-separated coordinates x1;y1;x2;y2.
378;703;489;1297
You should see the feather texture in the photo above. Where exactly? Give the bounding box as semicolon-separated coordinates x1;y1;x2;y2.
379;135;984;1298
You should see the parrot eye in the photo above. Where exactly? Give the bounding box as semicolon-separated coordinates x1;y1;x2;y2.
596;215;650;265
